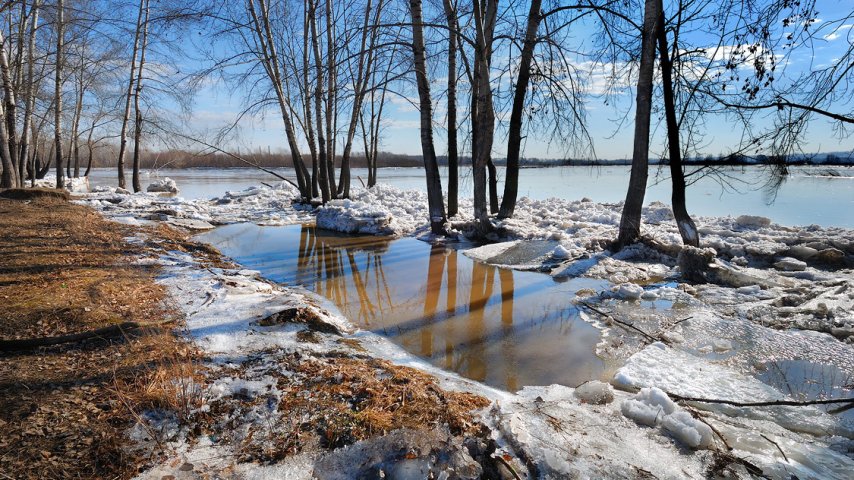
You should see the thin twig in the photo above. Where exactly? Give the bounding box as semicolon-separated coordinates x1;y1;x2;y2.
670;392;854;408
579;302;659;343
685;406;731;451
760;434;789;463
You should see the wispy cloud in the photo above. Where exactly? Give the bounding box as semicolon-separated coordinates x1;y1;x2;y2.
823;24;853;41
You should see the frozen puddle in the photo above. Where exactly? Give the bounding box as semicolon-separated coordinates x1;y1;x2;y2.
198;223;612;391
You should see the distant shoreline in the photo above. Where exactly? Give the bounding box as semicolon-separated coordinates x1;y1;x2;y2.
93;159;854;170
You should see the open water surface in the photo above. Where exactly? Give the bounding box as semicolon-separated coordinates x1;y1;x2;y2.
199;223;613;391
88;164;854;228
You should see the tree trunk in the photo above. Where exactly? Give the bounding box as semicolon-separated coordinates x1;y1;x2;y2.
0;34;18;188
338;0;380;199
408;0;447;235
442;0;459;217
84;119;95;177
132;0;150;193
0;104;14;189
20;0;40;188
308;1;330;202
117;0;145;189
656;8;698;246
248;0;311;200
616;0;660;248
324;0;337;198
471;0;497;234
487;159;498;214
70;56;86;178
499;0;541;218
302;7;319;198
0;30;19;188
54;0;65;190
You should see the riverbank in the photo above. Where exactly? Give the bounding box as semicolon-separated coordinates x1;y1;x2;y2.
67;181;854;478
0;193;195;478
0;192;500;479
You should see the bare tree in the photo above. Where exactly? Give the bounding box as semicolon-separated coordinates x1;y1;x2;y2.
130;0;150;192
470;0;498;233
498;0;542;219
442;0;459;217
116;0;145;189
53;0;65;190
655;4;698;246
20;0;40;186
408;0;447;234
616;0;660;248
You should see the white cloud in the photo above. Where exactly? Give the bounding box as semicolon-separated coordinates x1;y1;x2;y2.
823;24;852;41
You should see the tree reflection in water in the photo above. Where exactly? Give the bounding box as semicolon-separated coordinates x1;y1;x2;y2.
201;223;607;392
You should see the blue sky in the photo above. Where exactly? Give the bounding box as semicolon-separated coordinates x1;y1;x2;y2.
187;0;854;160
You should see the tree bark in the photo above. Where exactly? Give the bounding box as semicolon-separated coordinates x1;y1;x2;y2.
20;0;39;187
442;0;459;217
308;0;330;202
117;0;145;189
84;118;96;177
0;30;18;188
408;0;447;235
324;0;337;198
302;7;319;198
132;0;150;193
338;0;381;199
471;0;497;234
70;55;86;178
656;7;698;246
248;0;312;200
487;159;498;213
0;30;19;188
616;0;660;248
53;0;65;190
499;0;542;218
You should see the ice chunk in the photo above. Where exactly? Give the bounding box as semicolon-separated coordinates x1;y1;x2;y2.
551;244;572;259
773;257;807;271
661;410;713;449
574;381;614;405
640;290;659;301
612;283;643;300
147;177;179;194
734;215;771;228
620;387;676;426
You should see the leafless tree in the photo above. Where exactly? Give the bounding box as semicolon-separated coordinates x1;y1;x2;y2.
616;0;660;248
52;0;64;190
408;0;447;234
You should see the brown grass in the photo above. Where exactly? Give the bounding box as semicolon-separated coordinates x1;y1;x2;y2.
0;197;489;477
275;355;489;452
0;197;199;479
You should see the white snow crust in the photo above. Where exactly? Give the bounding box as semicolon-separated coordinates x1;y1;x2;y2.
72;180;854;479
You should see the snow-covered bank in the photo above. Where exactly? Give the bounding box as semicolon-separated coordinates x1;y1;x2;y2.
75;181;854;478
77;180;312;227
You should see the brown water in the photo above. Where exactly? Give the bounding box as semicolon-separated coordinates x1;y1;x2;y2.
198;223;610;391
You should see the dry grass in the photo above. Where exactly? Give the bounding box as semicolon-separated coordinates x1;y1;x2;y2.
0;196;489;477
0;197;199;479
295;356;488;439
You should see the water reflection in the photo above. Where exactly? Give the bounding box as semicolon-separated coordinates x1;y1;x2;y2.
199;223;609;391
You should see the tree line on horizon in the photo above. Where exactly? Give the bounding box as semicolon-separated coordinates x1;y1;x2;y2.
0;0;851;246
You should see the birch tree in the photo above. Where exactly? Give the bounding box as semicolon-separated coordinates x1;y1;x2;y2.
131;0;150;192
53;0;65;190
116;0;145;190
